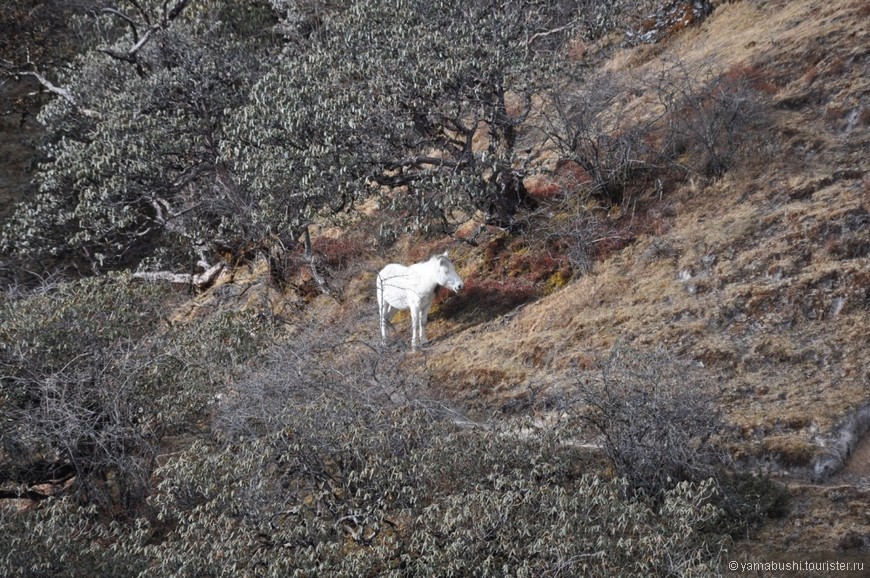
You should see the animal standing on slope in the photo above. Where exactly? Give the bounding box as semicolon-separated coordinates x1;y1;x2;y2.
376;252;464;349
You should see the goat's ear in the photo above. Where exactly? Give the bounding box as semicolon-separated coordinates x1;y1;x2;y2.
441;250;449;258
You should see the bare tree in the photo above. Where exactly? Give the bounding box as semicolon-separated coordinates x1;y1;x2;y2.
572;345;726;498
654;58;772;177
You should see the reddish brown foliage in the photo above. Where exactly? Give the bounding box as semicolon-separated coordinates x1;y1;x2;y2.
312;235;369;268
722;63;778;96
525;160;593;202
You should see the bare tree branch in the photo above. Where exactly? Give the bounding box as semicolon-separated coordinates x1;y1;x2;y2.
3;64;102;120
101;7;140;41
99;0;192;70
162;0;192;26
302;226;334;299
526;20;579;52
133;261;225;289
128;0;152;26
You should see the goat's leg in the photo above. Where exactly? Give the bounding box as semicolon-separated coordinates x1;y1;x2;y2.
410;305;420;350
420;307;429;346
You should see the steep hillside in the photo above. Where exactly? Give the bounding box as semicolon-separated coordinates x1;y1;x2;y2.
420;0;869;450
362;0;870;556
185;4;870;560
2;0;868;570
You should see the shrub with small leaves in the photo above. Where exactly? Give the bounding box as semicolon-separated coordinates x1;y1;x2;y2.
1;341;729;577
111;404;726;577
1;0;281;272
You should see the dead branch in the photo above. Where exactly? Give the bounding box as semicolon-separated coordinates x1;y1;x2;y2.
302;226;334;299
99;0;192;71
133;262;225;289
2;64;102;120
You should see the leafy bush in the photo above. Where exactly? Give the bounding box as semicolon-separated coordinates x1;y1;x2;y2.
4;0;674;276
2;330;729;576
0;275;172;507
0;498;150;578
1;0;281;273
2;405;727;577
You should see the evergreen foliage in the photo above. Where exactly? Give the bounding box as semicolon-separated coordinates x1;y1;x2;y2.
2;403;727;577
0;273;280;512
1;0;667;273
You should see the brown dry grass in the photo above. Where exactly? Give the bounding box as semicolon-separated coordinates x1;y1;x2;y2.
410;3;870;552
423;0;869;426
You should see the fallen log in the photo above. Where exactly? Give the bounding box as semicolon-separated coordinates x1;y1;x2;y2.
133;262;225;290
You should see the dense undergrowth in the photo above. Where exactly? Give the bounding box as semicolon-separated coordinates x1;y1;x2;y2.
1;408;729;577
0;283;736;576
0;272;791;576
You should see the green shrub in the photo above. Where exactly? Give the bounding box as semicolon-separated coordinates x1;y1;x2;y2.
0;498;149;578
2;365;729;577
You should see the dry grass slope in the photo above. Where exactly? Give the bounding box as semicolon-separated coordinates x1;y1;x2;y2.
415;0;870;555
429;0;868;428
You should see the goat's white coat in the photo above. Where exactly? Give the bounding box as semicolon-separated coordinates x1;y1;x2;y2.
376;252;463;349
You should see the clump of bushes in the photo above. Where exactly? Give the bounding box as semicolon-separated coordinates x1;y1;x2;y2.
0;273;280;513
571;345;789;537
654;58;774;178
2;403;729;577
1;318;796;576
572;345;726;498
527;57;773;280
1;331;732;577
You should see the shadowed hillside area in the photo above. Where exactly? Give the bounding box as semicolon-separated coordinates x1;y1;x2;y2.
1;0;868;575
